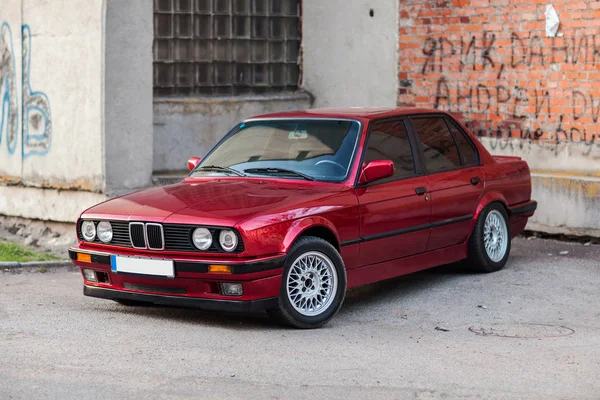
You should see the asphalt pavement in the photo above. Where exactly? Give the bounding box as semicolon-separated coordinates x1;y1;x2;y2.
1;237;599;399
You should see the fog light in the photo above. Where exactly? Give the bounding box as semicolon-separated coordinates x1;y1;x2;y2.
220;282;243;296
82;269;98;282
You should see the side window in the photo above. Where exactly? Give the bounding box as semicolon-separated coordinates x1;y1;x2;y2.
364;120;416;180
412;117;461;173
445;118;479;166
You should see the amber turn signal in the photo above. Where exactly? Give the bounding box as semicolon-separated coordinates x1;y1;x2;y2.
77;253;92;263
208;264;231;274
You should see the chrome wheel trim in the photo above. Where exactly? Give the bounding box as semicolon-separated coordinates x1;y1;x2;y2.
286;251;338;317
484;210;508;262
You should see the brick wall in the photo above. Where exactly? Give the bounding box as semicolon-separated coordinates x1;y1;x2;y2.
398;0;600;166
397;0;600;236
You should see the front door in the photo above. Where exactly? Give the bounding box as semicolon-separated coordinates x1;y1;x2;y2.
409;116;484;251
355;118;431;267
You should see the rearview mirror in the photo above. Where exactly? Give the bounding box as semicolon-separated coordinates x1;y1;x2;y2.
360;160;394;184
187;157;201;172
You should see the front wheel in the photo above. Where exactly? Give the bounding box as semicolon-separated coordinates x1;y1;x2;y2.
267;236;346;329
465;203;511;273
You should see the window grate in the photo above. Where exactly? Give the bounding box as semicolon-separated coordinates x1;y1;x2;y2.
153;0;300;96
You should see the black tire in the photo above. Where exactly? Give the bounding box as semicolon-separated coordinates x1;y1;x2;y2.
465;202;511;273
114;299;153;307
266;236;346;329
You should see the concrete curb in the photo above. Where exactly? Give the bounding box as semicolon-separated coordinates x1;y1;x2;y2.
1;260;72;270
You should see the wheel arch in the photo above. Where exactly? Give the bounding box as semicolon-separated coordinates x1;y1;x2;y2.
474;191;510;221
282;217;341;253
468;192;510;241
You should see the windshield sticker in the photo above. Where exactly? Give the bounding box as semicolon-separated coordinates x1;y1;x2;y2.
289;130;308;139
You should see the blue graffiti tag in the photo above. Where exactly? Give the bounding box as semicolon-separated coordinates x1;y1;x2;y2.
0;21;18;154
0;22;51;158
22;24;52;158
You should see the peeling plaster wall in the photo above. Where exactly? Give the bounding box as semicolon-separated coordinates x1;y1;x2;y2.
1;0;152;222
0;0;23;180
1;0;105;221
1;0;105;190
0;186;106;222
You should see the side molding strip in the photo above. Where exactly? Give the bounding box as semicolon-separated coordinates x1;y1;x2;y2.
341;215;473;247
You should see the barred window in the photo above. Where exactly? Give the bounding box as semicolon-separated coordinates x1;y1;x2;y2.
153;0;301;96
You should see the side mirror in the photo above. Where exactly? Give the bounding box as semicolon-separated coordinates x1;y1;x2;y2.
360;160;394;184
187;157;201;172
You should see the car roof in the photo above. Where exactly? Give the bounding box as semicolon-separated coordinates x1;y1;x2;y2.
249;107;449;121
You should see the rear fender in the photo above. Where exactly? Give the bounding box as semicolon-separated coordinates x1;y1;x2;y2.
468;191;510;239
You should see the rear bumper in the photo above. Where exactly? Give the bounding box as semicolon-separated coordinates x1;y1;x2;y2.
509;200;537;217
83;285;278;312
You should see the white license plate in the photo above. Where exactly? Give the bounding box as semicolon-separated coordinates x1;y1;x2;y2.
110;255;174;278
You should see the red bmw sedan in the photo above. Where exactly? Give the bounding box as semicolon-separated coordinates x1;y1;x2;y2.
70;107;537;328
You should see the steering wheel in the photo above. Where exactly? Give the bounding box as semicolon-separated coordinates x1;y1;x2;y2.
315;160;345;171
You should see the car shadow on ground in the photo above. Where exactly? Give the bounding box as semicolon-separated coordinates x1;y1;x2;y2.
341;261;477;311
96;261;480;330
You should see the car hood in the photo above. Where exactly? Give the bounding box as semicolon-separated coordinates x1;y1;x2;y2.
81;179;338;227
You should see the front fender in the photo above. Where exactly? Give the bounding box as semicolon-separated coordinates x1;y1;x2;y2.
238;215;341;257
281;217;340;253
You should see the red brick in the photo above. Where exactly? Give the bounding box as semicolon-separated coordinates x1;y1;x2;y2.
396;0;600;146
569;1;589;9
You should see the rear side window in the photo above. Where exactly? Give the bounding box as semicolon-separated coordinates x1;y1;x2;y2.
412;117;461;173
364;119;416;180
445;118;479;166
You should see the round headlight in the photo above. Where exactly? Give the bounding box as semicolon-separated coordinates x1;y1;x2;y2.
81;221;96;242
192;228;212;250
97;221;113;243
219;230;238;252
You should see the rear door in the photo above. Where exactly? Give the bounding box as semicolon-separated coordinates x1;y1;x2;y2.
355;118;431;267
408;116;483;251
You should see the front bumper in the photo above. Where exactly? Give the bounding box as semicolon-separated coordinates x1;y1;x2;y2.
69;246;284;312
83;285;278;312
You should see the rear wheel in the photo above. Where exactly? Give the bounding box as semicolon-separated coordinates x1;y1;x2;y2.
465;203;511;273
267;236;346;329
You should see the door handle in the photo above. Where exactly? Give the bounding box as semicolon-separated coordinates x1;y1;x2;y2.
470;177;481;185
415;187;427;196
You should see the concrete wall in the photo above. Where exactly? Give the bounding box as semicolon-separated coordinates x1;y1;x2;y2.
302;0;399;108
0;0;22;181
105;0;153;195
1;0;106;190
153;93;312;172
0;0;153;222
397;0;600;237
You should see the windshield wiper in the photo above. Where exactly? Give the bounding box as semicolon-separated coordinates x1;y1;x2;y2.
195;165;246;177
244;167;314;181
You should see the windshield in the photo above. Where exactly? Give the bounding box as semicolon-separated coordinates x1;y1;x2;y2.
191;119;361;182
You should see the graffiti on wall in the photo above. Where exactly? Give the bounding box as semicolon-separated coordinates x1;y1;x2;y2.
408;31;600;155
0;22;52;158
0;22;18;155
